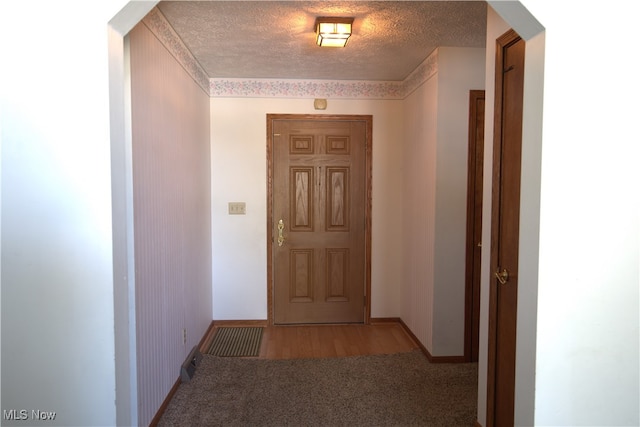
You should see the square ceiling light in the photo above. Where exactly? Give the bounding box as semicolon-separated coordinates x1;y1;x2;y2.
315;17;354;48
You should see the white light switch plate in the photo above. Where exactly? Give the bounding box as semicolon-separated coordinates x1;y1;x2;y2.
228;202;246;215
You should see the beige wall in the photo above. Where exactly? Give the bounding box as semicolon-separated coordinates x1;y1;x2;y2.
401;47;486;357
434;47;486;355
402;68;439;351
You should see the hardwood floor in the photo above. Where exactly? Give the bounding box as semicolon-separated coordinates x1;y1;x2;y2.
204;321;420;360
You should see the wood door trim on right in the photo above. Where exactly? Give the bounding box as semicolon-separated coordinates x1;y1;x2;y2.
464;89;485;363
486;28;525;426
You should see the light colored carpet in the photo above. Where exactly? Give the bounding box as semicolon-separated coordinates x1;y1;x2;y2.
159;350;478;426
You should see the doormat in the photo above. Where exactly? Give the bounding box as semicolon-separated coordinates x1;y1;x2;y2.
207;327;263;357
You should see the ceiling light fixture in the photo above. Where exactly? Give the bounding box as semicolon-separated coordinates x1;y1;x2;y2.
315;17;354;48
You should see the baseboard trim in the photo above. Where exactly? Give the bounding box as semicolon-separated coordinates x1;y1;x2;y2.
369;316;402;324
198;320;216;353
397;318;466;363
429;354;467;363
212;319;268;327
148;377;180;427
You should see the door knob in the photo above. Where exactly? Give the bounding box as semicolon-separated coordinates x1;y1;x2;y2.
277;219;285;247
495;268;509;285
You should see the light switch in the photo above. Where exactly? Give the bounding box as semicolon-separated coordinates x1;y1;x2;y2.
228;202;246;215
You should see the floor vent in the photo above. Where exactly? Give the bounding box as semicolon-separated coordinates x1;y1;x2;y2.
180;346;203;382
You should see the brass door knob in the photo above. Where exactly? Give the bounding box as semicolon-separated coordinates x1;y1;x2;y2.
495;268;509;285
277;219;285;247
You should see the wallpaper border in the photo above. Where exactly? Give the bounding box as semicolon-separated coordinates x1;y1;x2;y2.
142;7;211;94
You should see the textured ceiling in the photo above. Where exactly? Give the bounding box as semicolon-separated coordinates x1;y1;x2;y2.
157;1;487;81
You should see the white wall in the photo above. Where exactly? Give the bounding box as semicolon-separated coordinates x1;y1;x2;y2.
1;0;130;425
522;2;639;426
210;97;404;320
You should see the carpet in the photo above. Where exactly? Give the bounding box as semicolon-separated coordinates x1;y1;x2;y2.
207;327;263;357
158;350;478;426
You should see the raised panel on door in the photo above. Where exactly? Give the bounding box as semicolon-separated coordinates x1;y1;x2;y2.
326;167;349;231
290;249;314;303
326;248;349;302
291;167;314;231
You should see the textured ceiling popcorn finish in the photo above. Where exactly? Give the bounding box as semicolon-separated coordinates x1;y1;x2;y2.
144;4;441;99
208;47;437;99
156;1;487;82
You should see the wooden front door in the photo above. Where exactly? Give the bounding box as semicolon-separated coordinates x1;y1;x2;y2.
268;115;371;324
465;90;485;363
487;29;525;426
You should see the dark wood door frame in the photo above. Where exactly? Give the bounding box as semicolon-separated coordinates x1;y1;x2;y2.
464;89;485;363
266;114;373;326
486;29;525;426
